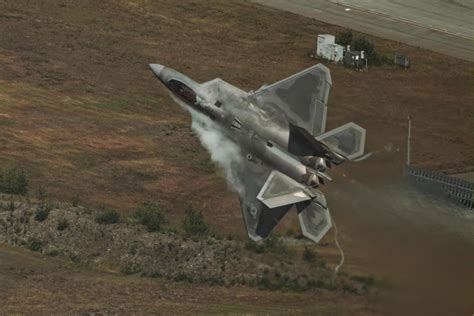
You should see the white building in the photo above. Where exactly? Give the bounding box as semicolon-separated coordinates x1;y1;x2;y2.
316;34;344;63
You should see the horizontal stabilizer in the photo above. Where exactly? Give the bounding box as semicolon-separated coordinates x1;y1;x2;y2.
240;170;314;241
238;168;333;243
257;170;312;208
316;122;366;160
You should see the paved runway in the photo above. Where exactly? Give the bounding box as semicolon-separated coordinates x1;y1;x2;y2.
251;0;474;61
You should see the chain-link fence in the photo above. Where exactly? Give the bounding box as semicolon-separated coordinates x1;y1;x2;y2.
404;165;473;209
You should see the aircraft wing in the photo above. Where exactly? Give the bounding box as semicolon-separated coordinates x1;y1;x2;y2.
248;64;331;136
236;161;332;242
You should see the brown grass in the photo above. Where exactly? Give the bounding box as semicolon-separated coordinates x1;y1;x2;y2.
0;0;471;230
0;0;472;313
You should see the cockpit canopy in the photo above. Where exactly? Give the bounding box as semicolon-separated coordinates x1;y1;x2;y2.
167;79;197;104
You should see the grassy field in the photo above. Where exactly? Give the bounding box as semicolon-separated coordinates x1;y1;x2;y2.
0;0;472;314
0;0;472;220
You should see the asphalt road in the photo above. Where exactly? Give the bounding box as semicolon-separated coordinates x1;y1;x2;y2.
250;0;474;61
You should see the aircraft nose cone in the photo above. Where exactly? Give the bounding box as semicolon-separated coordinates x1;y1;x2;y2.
149;64;165;76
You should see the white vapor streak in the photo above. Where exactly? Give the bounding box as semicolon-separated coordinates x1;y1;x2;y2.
170;94;245;195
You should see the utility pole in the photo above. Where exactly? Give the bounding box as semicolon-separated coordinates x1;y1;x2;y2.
407;115;411;165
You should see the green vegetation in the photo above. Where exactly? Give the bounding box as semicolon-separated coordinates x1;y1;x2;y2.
336;31;392;66
36;186;49;203
134;200;166;232
7;200;15;212
57;218;69;231
351;275;375;291
302;246;316;262
182;207;209;237
255;274;331;292
336;30;353;47
46;249;60;257
302;246;326;268
173;272;194;283
34;187;52;222
0;166;28;195
95;208;120;224
121;263;142;275
71;194;80;207
245;240;266;254
34;204;51;222
244;235;288;255
342;283;360;294
351;37;377;64
28;238;44;252
263;235;287;254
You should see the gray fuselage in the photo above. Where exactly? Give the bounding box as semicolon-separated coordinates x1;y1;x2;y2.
150;64;321;187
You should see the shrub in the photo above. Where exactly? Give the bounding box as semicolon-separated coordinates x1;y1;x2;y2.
303;246;316;262
134;200;166;232
352;37;378;65
245;240;264;253
263;235;287;255
244;235;288;255
255;275;320;292
342;283;360;294
95;208;120;224
225;233;237;241
336;30;353;47
57;218;69;231
0;166;28;195
174;272;194;283
69;252;80;262
351;275;375;289
34;204;51;222
46;249;60;257
7;200;15;212
28;238;44;252
121;263;142;275
182;207;209;237
71;194;80;207
37;186;48;202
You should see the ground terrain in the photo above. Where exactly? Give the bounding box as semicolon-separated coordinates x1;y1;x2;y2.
0;243;371;315
0;196;377;315
0;0;472;315
252;0;474;61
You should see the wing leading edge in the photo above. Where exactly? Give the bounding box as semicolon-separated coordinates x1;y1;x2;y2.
248;64;331;136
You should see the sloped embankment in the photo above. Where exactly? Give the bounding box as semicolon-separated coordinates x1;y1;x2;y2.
0;196;370;294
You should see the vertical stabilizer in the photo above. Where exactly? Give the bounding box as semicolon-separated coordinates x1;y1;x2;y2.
316;122;366;160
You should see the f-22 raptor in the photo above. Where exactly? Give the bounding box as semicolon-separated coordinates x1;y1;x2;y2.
150;63;366;243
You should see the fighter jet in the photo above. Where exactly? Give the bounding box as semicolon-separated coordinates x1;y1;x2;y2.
149;63;366;243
